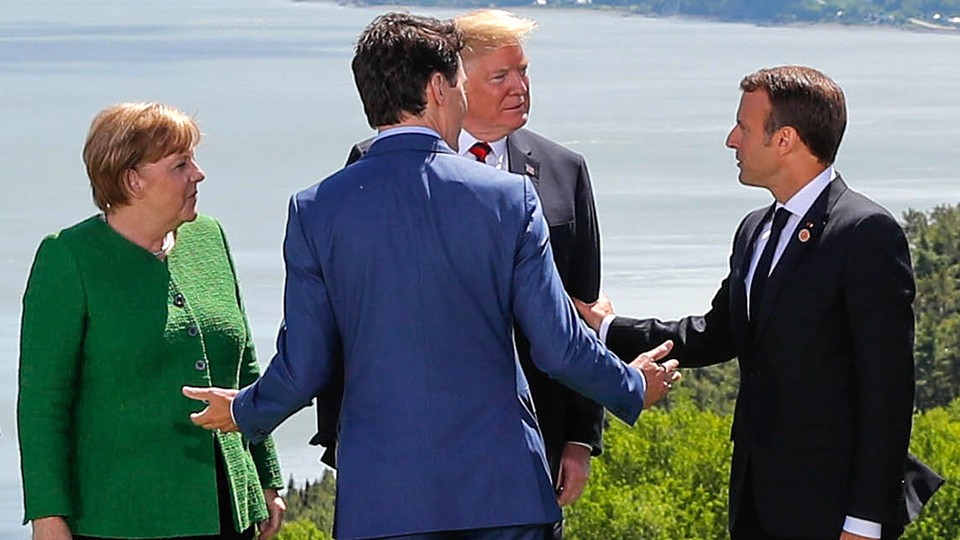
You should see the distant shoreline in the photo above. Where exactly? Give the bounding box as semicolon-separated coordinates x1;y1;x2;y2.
295;0;960;35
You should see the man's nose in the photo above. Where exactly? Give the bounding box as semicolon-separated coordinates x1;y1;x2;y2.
508;71;528;94
725;129;738;149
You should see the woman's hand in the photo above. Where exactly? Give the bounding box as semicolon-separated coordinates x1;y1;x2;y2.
32;516;72;540
257;488;286;539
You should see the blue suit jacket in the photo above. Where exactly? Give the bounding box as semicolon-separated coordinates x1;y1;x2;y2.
233;132;645;539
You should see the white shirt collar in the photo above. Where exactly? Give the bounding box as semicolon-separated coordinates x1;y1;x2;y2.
375;126;441;142
779;166;835;217
458;130;508;169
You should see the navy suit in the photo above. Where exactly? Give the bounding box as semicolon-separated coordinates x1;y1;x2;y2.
317;129;606;479
232;132;645;539
604;177;917;538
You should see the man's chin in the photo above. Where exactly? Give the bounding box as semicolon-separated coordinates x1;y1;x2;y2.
507;111;529;131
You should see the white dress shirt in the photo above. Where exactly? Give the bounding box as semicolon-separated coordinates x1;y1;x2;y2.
458;130;509;170
743;166;834;314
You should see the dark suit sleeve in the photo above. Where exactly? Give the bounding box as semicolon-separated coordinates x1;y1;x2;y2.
562;156;605;454
843;213;915;523
311;351;342;468
568;156;601;302
345;144;364;167
606;226;743;367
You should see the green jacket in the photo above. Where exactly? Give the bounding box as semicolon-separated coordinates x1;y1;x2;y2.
18;214;284;538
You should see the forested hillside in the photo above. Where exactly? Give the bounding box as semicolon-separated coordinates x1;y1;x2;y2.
331;0;960;28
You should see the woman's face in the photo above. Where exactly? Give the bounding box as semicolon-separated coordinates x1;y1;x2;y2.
131;148;205;228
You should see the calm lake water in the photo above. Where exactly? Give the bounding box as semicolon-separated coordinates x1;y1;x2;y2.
1;0;958;535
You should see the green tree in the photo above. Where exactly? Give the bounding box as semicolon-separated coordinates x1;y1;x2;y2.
276;519;333;540
566;397;958;540
565;401;732;540
665;362;738;416
282;471;336;535
901;398;960;539
903;204;960;411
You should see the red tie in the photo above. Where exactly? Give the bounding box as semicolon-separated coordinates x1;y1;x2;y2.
468;142;492;163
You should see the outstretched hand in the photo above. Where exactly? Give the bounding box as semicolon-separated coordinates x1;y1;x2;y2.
182;386;240;432
626;340;681;408
572;293;615;332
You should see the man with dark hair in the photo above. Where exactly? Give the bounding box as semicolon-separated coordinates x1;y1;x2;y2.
183;12;679;540
577;65;918;540
314;12;607;524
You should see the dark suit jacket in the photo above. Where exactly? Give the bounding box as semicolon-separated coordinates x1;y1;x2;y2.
605;176;918;537
232;132;646;539
314;129;605;478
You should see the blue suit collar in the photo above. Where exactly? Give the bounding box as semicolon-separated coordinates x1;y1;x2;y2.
367;131;456;158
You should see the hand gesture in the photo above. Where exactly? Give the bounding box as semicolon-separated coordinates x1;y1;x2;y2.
572;293;615;332
182;386;240;432
626;340;681;409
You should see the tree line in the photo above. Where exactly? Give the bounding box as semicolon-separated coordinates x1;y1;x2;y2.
341;0;960;27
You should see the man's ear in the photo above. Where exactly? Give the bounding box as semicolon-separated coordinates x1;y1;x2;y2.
427;71;447;106
776;126;799;156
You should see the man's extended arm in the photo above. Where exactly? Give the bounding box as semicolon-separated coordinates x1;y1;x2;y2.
510;176;677;420
190;196;341;443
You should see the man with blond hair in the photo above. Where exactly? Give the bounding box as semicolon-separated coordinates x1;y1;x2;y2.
314;10;608;528
187;11;679;540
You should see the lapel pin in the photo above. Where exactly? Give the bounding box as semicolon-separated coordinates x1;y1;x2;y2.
798;228;811;243
524;163;537;177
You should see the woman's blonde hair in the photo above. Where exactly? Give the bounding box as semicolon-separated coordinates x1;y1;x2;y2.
83;102;201;211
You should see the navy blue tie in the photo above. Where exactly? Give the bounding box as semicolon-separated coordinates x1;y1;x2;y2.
750;208;791;321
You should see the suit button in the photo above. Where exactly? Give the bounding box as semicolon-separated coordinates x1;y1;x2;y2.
194;359;207;371
187;325;198;337
173;293;185;308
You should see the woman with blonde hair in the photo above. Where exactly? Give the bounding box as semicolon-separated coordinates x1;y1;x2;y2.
18;102;285;540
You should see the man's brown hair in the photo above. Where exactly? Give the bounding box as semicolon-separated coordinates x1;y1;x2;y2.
740;65;847;165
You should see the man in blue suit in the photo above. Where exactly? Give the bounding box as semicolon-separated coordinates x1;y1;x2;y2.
184;12;679;540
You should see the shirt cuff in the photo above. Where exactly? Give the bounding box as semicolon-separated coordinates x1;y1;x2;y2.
565;441;593;451
230;398;239;431
843;516;881;538
598;314;616;343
